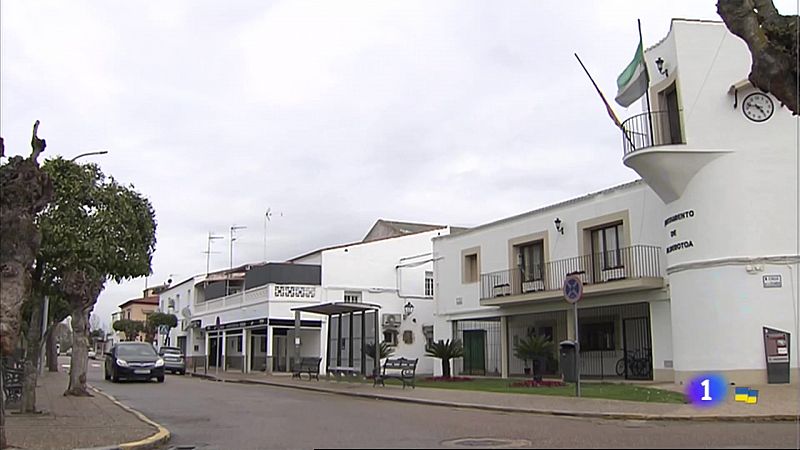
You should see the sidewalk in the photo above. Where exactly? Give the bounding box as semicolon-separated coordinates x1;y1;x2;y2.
192;370;800;422
4;370;159;450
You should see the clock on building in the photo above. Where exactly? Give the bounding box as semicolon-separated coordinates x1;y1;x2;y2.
742;92;774;122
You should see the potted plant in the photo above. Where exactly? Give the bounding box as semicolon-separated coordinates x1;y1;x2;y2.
513;335;554;382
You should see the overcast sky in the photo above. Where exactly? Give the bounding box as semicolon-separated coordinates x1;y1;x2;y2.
3;1;795;329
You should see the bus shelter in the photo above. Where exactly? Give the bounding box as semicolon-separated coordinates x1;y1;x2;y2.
291;302;381;376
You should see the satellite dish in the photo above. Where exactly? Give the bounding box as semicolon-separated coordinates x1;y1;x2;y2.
181;306;192;320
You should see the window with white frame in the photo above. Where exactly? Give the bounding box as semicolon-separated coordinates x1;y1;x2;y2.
425;271;434;297
344;291;361;303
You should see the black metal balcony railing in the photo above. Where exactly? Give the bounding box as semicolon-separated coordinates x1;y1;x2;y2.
621;111;684;156
480;245;662;300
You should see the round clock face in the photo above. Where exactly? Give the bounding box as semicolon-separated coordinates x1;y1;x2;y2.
742;92;774;122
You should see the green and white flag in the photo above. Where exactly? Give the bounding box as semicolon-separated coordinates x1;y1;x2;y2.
615;38;649;107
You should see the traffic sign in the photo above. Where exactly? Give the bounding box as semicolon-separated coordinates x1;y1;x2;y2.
563;275;583;304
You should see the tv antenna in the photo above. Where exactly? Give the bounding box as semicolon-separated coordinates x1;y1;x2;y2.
203;232;224;275
264;207;284;262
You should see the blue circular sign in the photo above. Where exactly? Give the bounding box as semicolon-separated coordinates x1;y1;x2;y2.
685;374;727;408
563;275;583;304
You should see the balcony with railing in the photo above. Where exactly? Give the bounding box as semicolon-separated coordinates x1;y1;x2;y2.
480;245;664;306
621;111;684;156
193;284;320;315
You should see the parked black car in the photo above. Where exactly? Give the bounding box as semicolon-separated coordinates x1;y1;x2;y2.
158;346;186;375
104;342;165;383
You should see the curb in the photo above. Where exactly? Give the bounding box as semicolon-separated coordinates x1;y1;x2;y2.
190;373;798;423
87;385;171;450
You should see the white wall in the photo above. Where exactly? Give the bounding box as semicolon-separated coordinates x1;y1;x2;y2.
641;20;799;383
434;182;666;318
319;227;452;374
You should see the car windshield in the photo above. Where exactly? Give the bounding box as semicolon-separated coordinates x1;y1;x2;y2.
116;345;157;358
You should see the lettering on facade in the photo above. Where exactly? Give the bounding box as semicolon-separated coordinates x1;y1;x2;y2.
666;241;694;254
664;210;695;227
670;230;677;237
274;285;316;298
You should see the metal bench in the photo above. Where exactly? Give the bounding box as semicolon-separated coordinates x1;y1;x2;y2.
291;357;322;381
1;356;24;409
373;357;418;389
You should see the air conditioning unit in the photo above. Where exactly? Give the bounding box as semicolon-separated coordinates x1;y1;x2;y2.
382;314;401;328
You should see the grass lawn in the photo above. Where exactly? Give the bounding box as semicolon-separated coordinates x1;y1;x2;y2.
383;378;687;404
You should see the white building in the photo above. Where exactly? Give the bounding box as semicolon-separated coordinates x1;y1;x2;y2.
433;19;798;385
159;262;324;374
290;220;465;375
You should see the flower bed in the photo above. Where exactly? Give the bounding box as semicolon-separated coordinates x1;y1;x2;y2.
424;376;474;382
509;379;566;388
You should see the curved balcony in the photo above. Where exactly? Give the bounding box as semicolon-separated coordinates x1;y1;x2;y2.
621;110;684;156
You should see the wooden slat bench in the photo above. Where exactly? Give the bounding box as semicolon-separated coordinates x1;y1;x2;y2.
291;357;322;381
373;357;418;389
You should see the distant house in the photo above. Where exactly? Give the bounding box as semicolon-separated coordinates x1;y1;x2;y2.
115;294;160;342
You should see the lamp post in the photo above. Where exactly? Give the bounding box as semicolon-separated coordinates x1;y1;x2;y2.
69;150;108;162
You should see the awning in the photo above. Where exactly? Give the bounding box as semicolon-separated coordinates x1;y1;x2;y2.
291;301;381;316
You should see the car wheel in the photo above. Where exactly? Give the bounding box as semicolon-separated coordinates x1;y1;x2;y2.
180;370;185;376
156;376;165;383
104;368;110;381
111;369;120;383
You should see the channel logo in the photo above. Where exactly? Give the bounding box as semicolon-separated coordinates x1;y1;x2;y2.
685;374;727;407
734;387;759;404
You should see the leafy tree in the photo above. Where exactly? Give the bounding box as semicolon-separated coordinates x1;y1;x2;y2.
38;157;156;396
364;341;395;360
513;335;555;381
718;0;798;114
113;319;145;341
146;312;178;344
425;339;464;379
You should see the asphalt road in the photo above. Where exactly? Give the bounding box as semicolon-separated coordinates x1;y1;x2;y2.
85;361;800;450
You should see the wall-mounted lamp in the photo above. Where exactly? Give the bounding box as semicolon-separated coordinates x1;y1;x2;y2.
403;301;415;320
554;218;564;235
655;57;668;77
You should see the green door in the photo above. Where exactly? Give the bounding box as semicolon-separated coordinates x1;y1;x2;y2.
463;330;486;375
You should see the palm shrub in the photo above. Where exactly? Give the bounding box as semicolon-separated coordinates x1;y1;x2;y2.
364;341;395;360
425;339;464;378
513;335;554;381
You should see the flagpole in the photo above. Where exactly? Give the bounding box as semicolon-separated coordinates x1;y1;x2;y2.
638;19;656;147
574;53;637;151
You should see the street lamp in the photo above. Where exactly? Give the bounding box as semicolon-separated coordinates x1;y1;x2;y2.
69;150;109;162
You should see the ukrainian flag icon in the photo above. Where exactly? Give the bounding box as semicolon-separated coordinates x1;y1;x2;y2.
734;387;749;402
746;389;758;404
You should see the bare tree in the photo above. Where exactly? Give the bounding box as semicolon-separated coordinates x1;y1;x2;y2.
0;122;53;447
718;0;799;114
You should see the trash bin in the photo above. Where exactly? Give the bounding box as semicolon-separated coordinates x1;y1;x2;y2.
559;340;577;382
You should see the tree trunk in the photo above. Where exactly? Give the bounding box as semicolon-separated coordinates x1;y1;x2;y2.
21;298;44;412
1;365;5;449
0;122;52;355
441;358;451;378
64;306;92;397
46;325;59;372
